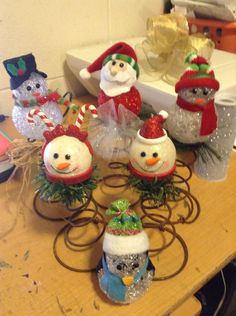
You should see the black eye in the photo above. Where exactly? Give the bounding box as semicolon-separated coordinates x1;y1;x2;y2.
140;152;146;157
132;263;139;269
203;88;209;96
65;154;71;160
112;61;116;66
36;83;40;89
116;264;122;270
192;88;198;94
153;152;158;158
119;62;124;68
26;86;32;91
53;153;59;159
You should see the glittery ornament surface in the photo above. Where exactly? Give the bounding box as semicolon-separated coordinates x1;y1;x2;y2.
12;102;63;139
97;252;154;304
11;72;63;139
166;87;217;144
166;104;210;143
194;100;236;181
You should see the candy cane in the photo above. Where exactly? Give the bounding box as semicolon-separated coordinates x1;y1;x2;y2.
27;109;55;131
75;103;98;129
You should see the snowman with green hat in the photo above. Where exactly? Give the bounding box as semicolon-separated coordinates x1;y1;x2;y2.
97;199;155;304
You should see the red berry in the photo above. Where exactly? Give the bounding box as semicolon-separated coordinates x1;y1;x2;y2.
17;69;24;76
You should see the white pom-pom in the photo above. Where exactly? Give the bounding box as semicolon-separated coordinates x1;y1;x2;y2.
159;110;168;120
79;68;91;79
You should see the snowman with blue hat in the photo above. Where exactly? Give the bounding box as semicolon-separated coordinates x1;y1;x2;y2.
97;199;155;304
3;53;64;139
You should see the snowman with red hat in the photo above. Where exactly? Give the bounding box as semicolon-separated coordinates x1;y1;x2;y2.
165;52;220;145
27;104;98;206
128;111;176;181
80;42;142;160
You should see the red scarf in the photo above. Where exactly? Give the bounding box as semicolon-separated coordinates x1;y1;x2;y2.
177;95;217;136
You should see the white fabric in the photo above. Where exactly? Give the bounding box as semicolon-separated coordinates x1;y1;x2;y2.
103;231;149;255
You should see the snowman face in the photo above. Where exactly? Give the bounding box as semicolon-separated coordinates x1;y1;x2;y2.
129;137;176;175
179;87;215;106
44;135;92;177
106;252;147;278
12;72;48;101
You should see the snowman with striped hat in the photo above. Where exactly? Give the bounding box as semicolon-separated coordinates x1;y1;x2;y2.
165;52;220;144
27;104;97;185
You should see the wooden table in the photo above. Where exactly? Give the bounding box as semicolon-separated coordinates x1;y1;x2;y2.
0;96;235;316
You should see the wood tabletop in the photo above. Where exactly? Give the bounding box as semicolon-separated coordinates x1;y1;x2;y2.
0;96;235;316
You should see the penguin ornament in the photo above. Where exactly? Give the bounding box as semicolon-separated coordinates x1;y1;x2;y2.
3;53;72;140
165;53;220;144
97;199;155;304
27;104;98;206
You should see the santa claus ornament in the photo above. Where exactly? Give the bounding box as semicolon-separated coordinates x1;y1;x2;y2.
128;111;177;202
80;42;142;160
97;199;154;304
28;104;98;207
165;52;220;145
3;53;75;140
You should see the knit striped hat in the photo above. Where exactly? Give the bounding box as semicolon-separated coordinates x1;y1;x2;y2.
80;42;139;79
103;199;149;256
175;52;219;93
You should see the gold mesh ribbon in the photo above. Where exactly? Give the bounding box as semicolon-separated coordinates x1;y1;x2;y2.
135;13;215;85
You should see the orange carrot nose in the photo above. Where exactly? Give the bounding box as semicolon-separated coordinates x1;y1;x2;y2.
146;157;160;166
122;276;134;286
195;98;205;105
32;92;41;97
57;162;70;170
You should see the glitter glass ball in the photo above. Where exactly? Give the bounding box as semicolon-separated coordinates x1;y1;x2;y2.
12;102;63;140
11;73;63;139
97;252;154;304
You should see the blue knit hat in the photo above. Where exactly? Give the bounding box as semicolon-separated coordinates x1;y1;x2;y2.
3;53;47;90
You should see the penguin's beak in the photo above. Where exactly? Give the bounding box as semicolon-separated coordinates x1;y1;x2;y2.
145;157;160;166
57;162;70;170
122;276;134;286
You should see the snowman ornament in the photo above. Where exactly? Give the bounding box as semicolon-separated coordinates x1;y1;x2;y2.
165;53;220;144
27;104;97;185
128;111;176;181
97;199;155;304
3;53;63;140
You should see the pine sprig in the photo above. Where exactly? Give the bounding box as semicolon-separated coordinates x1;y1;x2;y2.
34;170;97;207
128;175;180;204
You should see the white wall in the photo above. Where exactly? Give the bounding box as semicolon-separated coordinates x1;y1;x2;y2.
0;0;164;115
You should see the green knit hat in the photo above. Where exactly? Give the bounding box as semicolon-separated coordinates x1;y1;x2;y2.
103;199;149;255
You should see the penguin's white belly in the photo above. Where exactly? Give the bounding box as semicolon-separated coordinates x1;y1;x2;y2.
166;104;210;144
12;101;63;139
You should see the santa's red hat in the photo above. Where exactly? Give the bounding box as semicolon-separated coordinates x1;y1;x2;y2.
175;52;219;93
137;111;168;144
80;42;139;79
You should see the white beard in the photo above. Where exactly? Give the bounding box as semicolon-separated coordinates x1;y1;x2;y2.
100;63;136;97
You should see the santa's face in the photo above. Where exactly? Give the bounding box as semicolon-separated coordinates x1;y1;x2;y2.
100;59;136;96
44;135;92;177
12;72;48;101
179;87;215;106
129;136;176;176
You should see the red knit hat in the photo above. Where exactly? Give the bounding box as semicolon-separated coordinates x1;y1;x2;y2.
137;111;168;144
80;42;139;79
175;52;219;93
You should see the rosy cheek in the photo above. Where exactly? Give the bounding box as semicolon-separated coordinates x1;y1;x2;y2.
164;161;169;167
